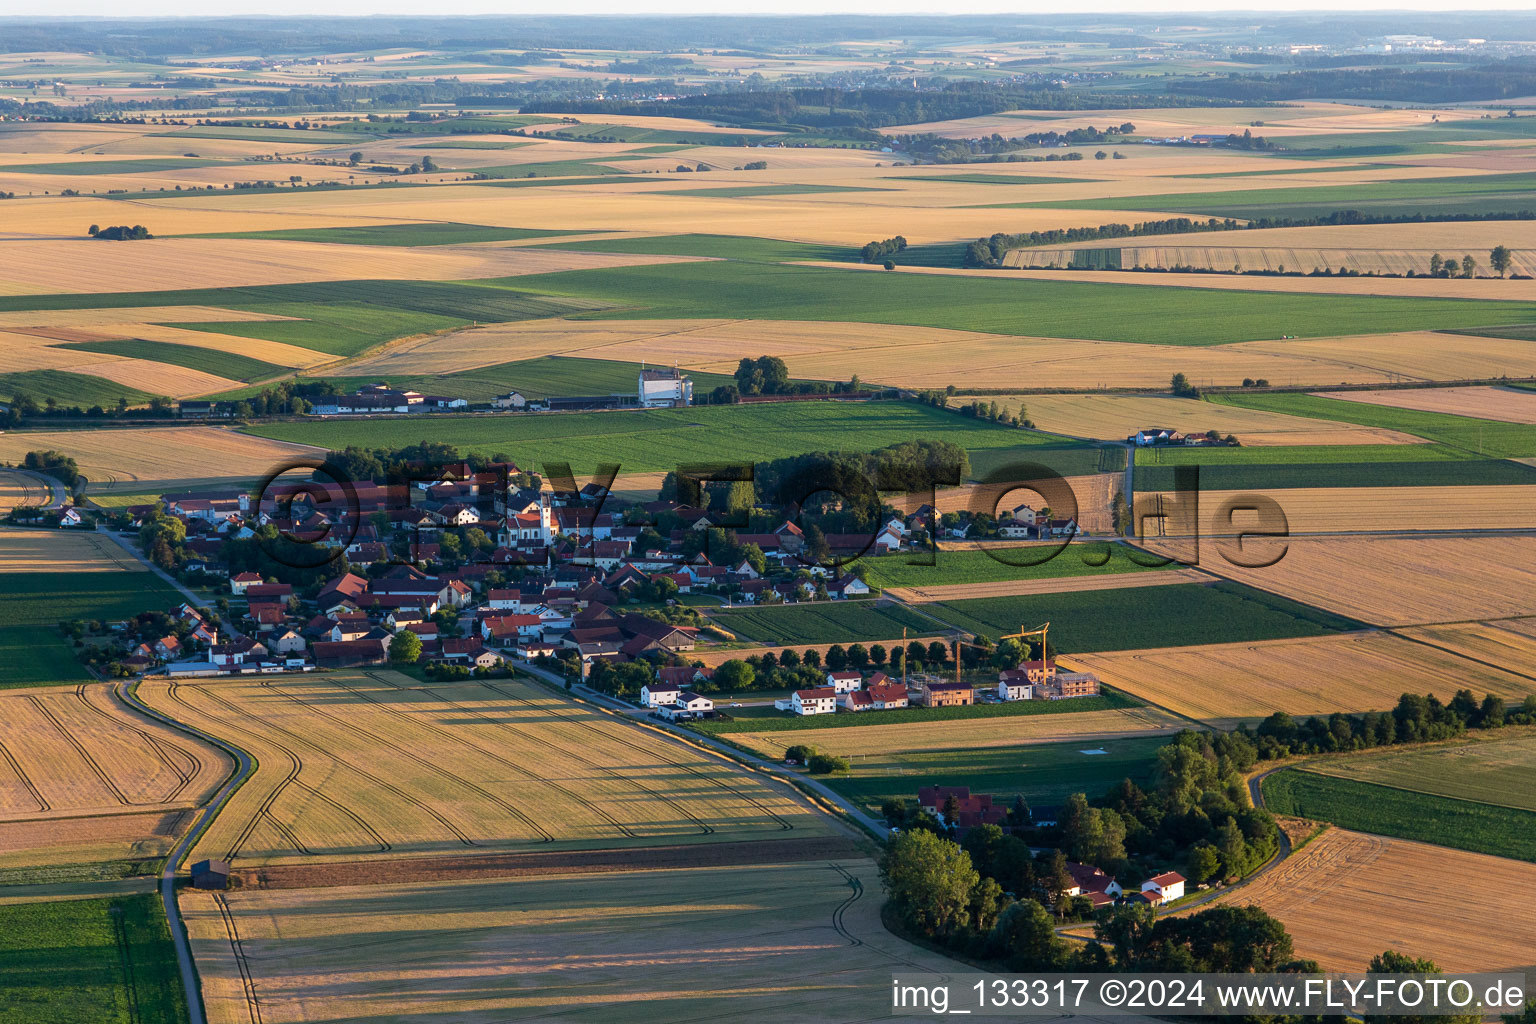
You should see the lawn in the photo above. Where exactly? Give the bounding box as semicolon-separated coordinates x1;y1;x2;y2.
925;580;1362;652
65;339;287;383
505;258;1536;346
821;733;1166;815
0;570;184;687
709;600;945;645
181;223;602;246
244;401;1074;473
0;893;188;1024
857;544;1169;589
1211;393;1536;460
692;687;1143;734
1262;767;1536;863
0;371;153;409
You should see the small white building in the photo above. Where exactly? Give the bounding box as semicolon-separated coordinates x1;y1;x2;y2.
825;671;862;694
791;687;838;716
997;677;1032;702
229;572;263;595
638;367;693;408
492;391;526;409
640;682;681;708
1142;871;1186;902
677;691;714;715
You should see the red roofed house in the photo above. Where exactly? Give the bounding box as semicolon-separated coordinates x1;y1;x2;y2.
480;613;543;645
1064;862;1123;907
790;687;837;716
229;572;262;595
916;785;1007;833
1142;872;1186;902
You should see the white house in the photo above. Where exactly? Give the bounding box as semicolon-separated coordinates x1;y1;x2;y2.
58;507;85;528
641;682;681;708
229;571;263;595
826;671;863;694
830;574;870;600
1142;872;1186;902
677;692;714;715
492;391;526;409
791;687;838;716
997;676;1032;702
998;524;1033;539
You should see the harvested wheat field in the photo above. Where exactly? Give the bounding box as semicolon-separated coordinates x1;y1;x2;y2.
725;707;1183;761
1212;828;1536;973
1005;394;1424;446
1065;220;1536;256
0;683;233;875
0;426;324;496
140;672;831;868
0;237;702;294
1070;632;1536;725
1159;486;1536;536
1396;621;1536;681
182;860;973;1024
0;474;51;516
1313;386;1536;425
0;528;144;573
1201;535;1536;627
886;567;1214;604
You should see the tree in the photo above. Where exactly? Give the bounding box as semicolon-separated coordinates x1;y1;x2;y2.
807;752;850;774
1186;843;1221;884
389;629;422;665
1370;951;1482;1024
990;899;1069;970
1430;253;1444;277
824;644;847;671
1491;245;1513;278
879;829;980;940
349;151;363;165
847;643;869;669
784;743;816;764
714;659;755;692
1170;372;1199;398
420;155;437;172
87;223;99;236
1462;254;1477;279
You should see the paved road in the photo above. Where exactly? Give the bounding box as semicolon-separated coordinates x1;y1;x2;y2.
520;662;889;838
0;468;67;512
116;680;254;1024
103;530;206;607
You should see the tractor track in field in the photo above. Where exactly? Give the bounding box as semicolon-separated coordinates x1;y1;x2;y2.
168;682;387;860
479;678;796;833
211;892;264;1024
0;735;49;812
828;863;865;947
75;683;201;804
27;694;132;806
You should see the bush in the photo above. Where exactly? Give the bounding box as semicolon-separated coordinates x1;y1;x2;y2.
807;752;851;774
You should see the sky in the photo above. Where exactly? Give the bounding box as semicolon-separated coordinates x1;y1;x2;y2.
21;0;1524;17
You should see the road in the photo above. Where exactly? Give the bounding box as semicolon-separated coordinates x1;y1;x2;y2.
103;530;206;607
0;468;67;512
519;661;890;838
116;680;255;1024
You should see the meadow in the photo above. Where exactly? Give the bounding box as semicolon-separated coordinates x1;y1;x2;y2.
821;734;1166;815
923;580;1361;652
182;860;956;1024
709;600;944;645
0;370;153;408
1212;392;1536;459
856;544;1169;589
66;339;287;384
1214;828;1536;973
1262;768;1536;863
0;568;183;686
140;672;830;867
0;893;187;1024
1302;731;1536;812
245;401;1064;474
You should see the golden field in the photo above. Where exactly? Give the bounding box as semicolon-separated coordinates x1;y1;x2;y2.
724;706;1183;760
140;673;831;868
0;426;324;496
1069;632;1536;725
183;861;966;1024
1060;219;1536;255
0;683;233;875
1312;385;1536;425
333;316;1536;391
1003;393;1424;446
0;527;145;572
0;473;52;516
1151;485;1536;536
1200;535;1536;627
1396;620;1536;681
0;236;700;295
1212;828;1536;973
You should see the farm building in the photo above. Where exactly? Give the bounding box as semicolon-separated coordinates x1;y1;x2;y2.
638;367;693;408
191;859;230;890
1129;427;1184;446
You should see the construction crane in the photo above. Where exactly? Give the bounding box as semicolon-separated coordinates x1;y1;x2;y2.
1000;622;1051;661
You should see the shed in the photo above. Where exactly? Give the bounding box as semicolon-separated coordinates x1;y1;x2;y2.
191;859;231;890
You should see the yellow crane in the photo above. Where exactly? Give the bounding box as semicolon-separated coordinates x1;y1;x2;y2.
1000;622;1050;659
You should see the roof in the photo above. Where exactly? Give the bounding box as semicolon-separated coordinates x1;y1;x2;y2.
644;680;681;692
795;687;836;700
1147;871;1186;886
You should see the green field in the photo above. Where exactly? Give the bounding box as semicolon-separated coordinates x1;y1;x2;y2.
1211;392;1536;460
1303;732;1536;812
504;258;1536;346
154;125;376;143
1262;767;1536;863
534;232;847;263
693;687;1143;734
925;580;1361;652
710;600;945;645
245;401;1077;473
182;223;601;246
471;158;641;178
857;544;1168;589
65;339;287;384
0;570;184;687
0;894;188;1024
821;734;1165;815
0;157;223;175
0;370;154;408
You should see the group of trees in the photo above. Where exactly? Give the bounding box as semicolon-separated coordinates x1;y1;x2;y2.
1248;689;1536;758
858;235;907;264
1424;247;1518;279
956;399;1031;428
17;449;80;488
87;223;152;240
1170;372;1201;398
